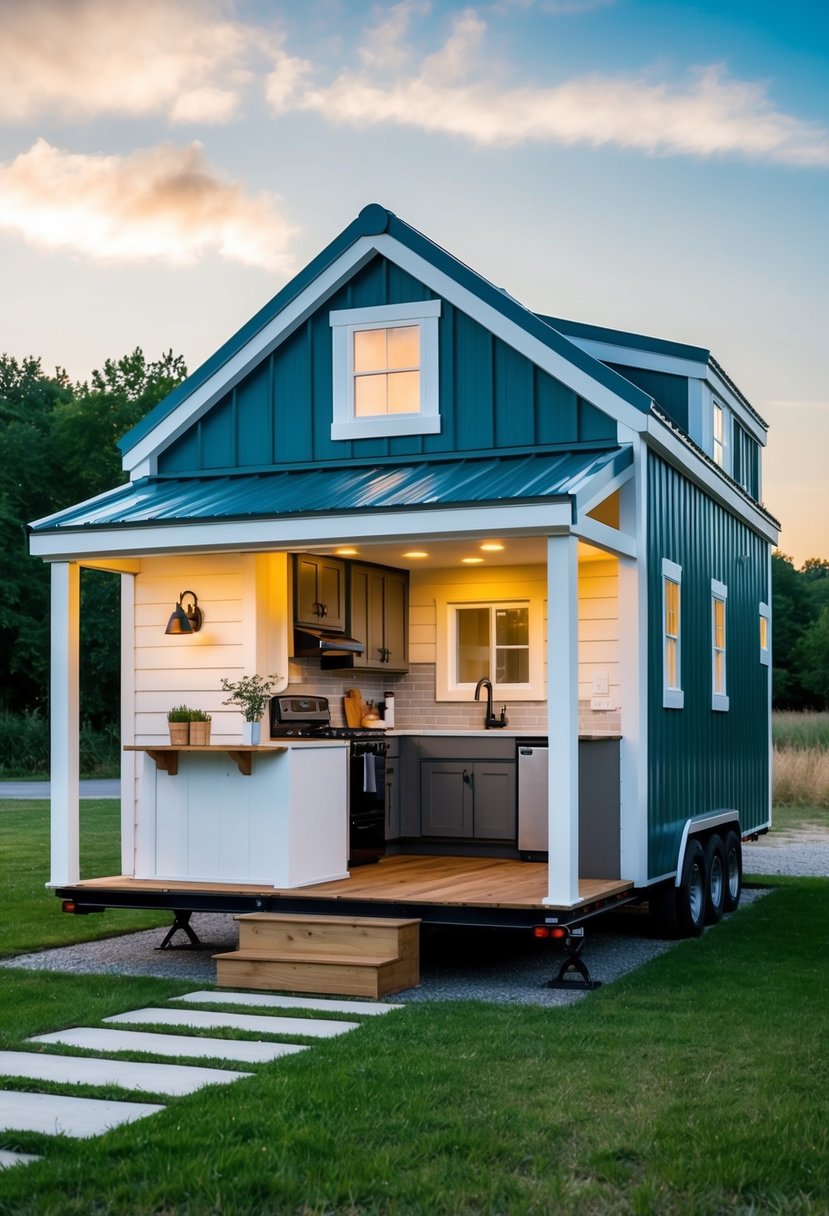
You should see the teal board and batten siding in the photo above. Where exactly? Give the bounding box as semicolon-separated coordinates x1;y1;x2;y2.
647;454;770;879
606;363;689;432
157;254;616;476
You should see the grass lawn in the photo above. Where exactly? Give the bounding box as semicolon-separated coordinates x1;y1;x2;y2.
0;799;167;957
0;797;827;1213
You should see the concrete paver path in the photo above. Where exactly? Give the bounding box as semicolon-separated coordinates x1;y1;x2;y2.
106;1006;359;1038
0;1051;250;1096
0;1091;163;1138
30;1027;307;1064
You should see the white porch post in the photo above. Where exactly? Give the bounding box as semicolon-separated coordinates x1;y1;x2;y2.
544;534;581;906
50;561;80;885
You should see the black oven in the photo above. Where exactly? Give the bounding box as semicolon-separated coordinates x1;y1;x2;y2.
349;738;387;866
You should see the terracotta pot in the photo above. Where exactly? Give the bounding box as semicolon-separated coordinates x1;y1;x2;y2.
168;722;189;745
189;720;211;746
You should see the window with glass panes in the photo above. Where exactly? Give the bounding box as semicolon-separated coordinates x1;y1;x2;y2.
711;579;729;710
455;604;529;686
662;559;684;708
353;325;420;417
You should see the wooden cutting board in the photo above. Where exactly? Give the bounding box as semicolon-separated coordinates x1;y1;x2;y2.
344;689;364;727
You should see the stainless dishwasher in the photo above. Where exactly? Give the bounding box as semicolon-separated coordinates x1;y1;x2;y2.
517;738;548;860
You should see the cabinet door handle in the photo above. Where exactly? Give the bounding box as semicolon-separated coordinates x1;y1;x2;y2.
463;768;472;785
318;602;328;618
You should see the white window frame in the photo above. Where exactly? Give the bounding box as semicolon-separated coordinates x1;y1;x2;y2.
711;578;729;711
759;601;771;667
435;593;545;702
712;398;727;470
330;300;441;441
662;558;684;709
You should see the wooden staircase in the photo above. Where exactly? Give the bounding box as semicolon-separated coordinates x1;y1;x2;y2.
213;913;420;998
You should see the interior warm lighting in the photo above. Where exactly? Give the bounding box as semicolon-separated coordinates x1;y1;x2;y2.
402;550;429;558
335;547;359;556
461;557;485;564
165;590;203;635
480;542;505;552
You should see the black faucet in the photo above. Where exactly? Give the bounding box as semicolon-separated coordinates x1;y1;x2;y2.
474;677;508;729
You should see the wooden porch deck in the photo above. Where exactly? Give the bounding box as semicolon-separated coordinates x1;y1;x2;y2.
66;855;632;914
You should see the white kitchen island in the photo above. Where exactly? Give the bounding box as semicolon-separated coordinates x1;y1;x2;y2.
128;741;349;888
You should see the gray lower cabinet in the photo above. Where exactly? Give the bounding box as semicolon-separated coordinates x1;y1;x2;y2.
420;760;515;841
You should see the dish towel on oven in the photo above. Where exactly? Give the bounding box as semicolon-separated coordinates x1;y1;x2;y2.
363;752;377;794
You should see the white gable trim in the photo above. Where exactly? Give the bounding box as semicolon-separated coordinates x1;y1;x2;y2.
124;233;649;476
563;336;705;383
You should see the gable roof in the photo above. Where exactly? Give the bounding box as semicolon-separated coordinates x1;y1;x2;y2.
118;204;653;463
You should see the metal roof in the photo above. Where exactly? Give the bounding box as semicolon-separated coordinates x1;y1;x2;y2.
31;447;632;534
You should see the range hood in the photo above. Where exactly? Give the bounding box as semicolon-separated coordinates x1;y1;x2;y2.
293;626;365;658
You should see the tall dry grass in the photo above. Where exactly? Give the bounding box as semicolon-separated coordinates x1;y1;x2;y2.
773;747;829;809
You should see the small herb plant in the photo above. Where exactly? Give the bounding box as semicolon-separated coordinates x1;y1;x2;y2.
220;674;280;722
167;705;192;723
189;708;212;722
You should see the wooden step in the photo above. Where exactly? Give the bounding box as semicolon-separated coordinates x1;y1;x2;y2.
214;949;417;999
235;913;419;959
215;913;421;998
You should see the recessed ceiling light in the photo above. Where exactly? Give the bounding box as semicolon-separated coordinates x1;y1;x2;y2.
480;542;505;552
336;547;359;556
402;550;429;559
462;557;485;564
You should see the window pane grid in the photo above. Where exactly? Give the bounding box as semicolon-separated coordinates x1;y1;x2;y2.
712;596;726;696
353;326;421;417
455;604;529;687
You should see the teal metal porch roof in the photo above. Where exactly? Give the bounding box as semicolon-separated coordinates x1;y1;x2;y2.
31;447;632;535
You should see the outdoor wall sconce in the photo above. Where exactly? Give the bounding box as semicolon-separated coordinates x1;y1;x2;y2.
165;590;203;635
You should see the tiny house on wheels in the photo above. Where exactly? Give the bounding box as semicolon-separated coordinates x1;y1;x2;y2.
30;204;779;991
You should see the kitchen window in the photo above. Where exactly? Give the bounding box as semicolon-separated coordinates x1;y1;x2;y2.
712;579;729;711
662;559;684;709
436;593;545;701
330;300;441;441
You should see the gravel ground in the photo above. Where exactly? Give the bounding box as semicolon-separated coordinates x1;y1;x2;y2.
2;836;823;1008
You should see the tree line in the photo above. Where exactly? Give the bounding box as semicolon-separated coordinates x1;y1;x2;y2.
1;349;187;727
0;349;827;732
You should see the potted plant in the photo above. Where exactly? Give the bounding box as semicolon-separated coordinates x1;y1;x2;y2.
189;708;212;746
167;705;191;745
220;673;280;745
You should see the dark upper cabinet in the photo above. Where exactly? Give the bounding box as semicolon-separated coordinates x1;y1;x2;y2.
349;563;409;672
294;554;347;632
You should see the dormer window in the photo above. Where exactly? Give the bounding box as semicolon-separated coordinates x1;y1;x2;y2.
330;300;441;441
712;400;726;468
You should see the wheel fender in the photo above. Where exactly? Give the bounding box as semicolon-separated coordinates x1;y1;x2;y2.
673;812;741;887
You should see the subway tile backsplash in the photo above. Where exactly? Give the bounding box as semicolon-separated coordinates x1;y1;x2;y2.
287;661;621;735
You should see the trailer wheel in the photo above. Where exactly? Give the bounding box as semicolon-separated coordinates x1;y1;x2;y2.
722;829;742;913
704;835;726;924
676;839;707;937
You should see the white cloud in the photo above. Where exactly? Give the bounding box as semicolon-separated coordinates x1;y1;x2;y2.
281;10;829;167
0;0;265;124
0;140;299;270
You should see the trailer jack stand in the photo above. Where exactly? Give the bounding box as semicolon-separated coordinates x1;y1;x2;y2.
546;930;602;991
156;911;204;951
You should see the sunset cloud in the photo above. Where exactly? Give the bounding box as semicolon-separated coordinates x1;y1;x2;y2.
0;140;298;270
0;0;260;124
278;8;829;168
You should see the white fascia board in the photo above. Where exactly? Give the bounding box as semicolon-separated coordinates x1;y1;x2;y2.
371;235;649;435
122;243;380;475
28;501;575;561
645;417;779;545
563;335;705;383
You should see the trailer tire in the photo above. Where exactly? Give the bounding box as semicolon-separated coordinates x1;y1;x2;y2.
722;829;742;913
676;839;707;937
704;835;726;924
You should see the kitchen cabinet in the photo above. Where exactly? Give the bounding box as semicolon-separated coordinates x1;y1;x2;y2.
420;760;516;841
294;554;346;632
349;563;409;672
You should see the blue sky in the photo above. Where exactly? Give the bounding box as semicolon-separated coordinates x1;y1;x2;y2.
0;0;825;561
